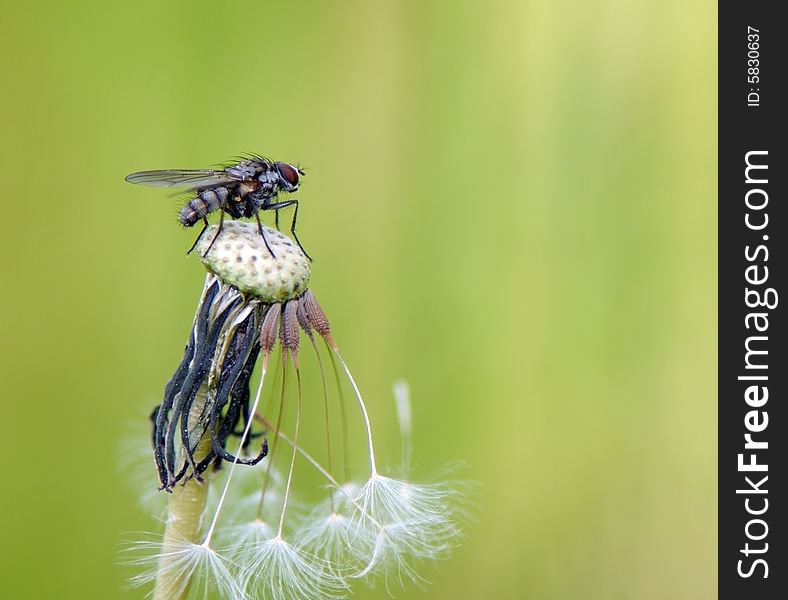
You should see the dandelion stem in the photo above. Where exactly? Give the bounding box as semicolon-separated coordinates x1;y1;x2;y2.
153;388;213;600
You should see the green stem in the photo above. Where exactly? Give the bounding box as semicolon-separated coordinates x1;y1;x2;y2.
153;389;213;600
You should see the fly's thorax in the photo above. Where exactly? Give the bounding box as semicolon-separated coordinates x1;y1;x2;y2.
226;158;266;179
256;168;280;193
195;221;311;302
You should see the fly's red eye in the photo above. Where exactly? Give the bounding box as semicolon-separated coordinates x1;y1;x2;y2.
276;162;300;187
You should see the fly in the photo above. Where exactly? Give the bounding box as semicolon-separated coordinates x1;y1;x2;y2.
125;155;310;259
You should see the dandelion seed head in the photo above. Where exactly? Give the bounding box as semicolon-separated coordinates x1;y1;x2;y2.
196;221;311;302
129;220;467;597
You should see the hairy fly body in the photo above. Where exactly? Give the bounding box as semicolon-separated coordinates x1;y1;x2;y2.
125;156;310;259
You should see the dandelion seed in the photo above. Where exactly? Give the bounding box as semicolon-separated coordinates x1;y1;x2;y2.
351;475;462;581
218;518;277;549
129;537;244;600
297;495;372;571
313;337;463;582
239;537;348;600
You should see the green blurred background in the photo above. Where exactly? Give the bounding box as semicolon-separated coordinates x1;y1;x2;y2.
0;1;716;598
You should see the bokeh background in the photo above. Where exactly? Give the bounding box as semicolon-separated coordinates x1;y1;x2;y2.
0;1;716;598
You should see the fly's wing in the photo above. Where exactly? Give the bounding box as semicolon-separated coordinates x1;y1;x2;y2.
124;169;242;190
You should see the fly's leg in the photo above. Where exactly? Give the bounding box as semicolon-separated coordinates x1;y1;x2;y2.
255;211;277;259
275;209;281;231
187;217;210;255
262;199;311;261
286;199;311;261
202;208;225;258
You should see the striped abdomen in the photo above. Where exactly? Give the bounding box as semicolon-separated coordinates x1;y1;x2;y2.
179;187;230;226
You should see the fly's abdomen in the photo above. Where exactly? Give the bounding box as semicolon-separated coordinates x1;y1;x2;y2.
178;187;230;226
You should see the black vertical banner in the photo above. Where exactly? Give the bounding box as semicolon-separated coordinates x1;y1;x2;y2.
719;2;786;599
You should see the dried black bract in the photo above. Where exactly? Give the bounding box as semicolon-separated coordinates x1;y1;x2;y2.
152;274;333;491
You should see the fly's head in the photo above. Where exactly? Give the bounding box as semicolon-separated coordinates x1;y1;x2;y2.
274;162;303;193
